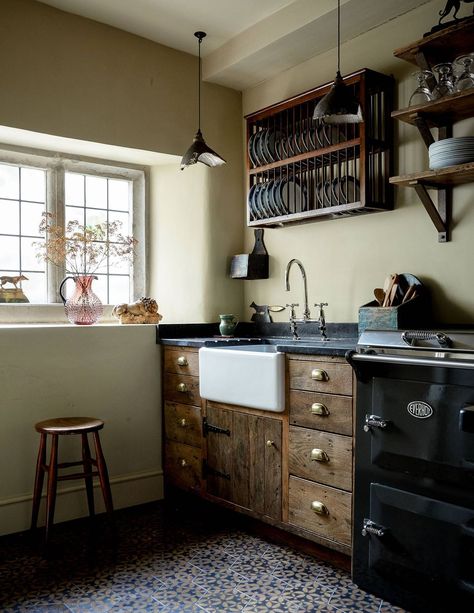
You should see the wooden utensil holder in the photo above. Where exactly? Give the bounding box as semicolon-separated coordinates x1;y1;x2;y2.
358;295;429;335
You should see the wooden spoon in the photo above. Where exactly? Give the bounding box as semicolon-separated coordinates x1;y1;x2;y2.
374;288;385;306
382;274;398;307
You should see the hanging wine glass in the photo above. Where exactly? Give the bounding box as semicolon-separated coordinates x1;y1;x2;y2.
408;71;436;106
432;63;455;98
454;54;474;92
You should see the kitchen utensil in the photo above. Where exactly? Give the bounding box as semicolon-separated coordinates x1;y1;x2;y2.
382;274;399;307
402;284;418;304
374;288;385;306
388;282;399;306
249;302;285;323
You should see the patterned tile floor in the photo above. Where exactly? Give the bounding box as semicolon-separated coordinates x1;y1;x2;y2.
0;500;407;613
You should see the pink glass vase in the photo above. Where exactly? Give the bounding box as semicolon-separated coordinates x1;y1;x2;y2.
59;275;104;325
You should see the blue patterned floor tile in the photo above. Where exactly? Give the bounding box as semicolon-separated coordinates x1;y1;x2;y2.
328;584;382;613
229;555;280;579
378;600;409;613
153;579;208;609
234;572;287;602
192;568;246;593
189;550;237;573
197;586;256;613
281;578;335;609
242;594;302;612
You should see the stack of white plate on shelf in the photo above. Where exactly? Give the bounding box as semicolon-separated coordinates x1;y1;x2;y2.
428;136;474;170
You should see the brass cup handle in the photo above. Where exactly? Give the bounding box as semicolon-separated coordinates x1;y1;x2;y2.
311;402;329;416
176;382;188;393
311;448;330;462
180;458;187;467
177;356;188;366
311;500;329;515
179;418;187;427
311;369;329;381
266;440;274;447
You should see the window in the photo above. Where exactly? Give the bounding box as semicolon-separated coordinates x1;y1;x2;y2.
0;149;146;308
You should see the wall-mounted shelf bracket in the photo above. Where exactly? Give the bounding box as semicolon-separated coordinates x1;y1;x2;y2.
413;114;435;148
411;181;449;242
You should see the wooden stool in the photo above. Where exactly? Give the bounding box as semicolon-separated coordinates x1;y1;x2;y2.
31;417;113;542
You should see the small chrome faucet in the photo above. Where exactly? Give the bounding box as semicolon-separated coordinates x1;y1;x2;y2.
285;259;310;320
286;303;300;340
315;302;329;340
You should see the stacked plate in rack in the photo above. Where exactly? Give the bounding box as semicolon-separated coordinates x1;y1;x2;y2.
428;136;474;170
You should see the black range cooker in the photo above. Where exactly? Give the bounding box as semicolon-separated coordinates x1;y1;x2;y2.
347;330;474;613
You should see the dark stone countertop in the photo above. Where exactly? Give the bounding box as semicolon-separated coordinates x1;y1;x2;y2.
156;322;358;357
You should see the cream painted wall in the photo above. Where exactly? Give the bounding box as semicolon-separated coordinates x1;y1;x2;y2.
0;0;245;322
242;0;474;324
0;325;162;536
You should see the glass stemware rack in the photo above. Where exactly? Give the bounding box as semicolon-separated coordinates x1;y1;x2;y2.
390;17;474;242
245;68;394;227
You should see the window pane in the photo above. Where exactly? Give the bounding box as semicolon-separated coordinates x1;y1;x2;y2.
86;208;107;227
0;235;20;269
21;168;46;202
0;164;19;199
21;202;45;237
108;179;130;211
65;173;84;206
91;242;108;274
86;176;107;208
21;237;44;271
65;206;84;227
21;272;46;304
109;210;129;234
0;199;20;235
110;253;131;274
109;275;130;305
92;274;108;303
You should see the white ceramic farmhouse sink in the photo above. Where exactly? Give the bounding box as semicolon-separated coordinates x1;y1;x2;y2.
199;345;285;412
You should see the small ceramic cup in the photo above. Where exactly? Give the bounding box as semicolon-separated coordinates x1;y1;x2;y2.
219;314;239;336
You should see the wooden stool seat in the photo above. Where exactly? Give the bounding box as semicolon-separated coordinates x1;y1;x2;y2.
31;416;113;543
35;417;104;434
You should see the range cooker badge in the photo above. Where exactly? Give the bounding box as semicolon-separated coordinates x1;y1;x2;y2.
407;401;433;419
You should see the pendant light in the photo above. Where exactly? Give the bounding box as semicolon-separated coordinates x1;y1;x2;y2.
313;0;362;124
180;31;226;170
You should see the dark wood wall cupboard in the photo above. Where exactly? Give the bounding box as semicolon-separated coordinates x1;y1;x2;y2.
389;18;474;242
244;68;394;227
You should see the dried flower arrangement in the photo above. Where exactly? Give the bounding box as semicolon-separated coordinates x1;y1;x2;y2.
34;212;137;275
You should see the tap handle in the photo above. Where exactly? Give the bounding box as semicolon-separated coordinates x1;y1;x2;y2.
314;302;328;309
286;303;299;318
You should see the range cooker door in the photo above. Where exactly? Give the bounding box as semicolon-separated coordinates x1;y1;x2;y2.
356;483;474;612
366;376;474;492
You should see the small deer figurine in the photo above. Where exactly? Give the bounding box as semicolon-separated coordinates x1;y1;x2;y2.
0;274;29;289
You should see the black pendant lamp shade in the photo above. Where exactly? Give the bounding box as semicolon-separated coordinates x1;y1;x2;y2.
313;1;362;124
181;32;226;170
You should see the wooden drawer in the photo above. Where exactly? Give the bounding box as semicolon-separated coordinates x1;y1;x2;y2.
288;359;352;396
289;475;352;547
164;373;201;406
289;390;352;436
164;347;199;377
165;440;201;493
289;426;352;491
164;401;202;448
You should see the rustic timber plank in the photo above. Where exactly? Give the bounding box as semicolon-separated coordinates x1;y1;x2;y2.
164;401;202;448
289;390;352;436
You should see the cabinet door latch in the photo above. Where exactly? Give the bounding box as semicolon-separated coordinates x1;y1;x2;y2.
362;518;387;537
203;417;231;437
203;460;231;480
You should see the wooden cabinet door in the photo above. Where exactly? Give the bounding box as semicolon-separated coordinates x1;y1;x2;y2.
205;404;282;520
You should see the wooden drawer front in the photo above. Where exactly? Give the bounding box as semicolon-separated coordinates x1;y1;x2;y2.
289;476;352;546
164;402;202;448
289;359;352;396
164;348;199;377
289;426;352;491
165;440;201;493
289;390;352;436
164;373;201;405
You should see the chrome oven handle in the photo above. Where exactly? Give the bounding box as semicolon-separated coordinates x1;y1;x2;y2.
401;330;452;348
350;353;474;370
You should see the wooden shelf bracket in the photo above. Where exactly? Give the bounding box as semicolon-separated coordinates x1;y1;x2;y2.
411;181;449;242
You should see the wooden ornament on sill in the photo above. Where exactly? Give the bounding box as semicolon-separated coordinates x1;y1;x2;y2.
230;229;269;280
112;297;163;324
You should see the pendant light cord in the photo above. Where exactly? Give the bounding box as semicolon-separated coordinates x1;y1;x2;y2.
198;36;201;132
337;0;341;73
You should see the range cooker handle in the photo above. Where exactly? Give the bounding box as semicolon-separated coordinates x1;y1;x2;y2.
349;352;474;371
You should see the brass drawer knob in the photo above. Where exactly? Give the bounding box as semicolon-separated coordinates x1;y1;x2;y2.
311;500;329;515
177;382;188;393
180;458;187;467
311;369;329;381
311;448;330;462
179;418;187;427
311;402;329;416
177;356;188;366
266;440;274;447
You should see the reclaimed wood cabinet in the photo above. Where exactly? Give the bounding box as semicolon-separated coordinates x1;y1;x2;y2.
287;354;354;554
205;402;282;521
389;18;474;242
245;68;394;227
162;345;354;556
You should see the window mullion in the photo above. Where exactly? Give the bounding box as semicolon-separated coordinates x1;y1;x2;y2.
46;165;66;303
